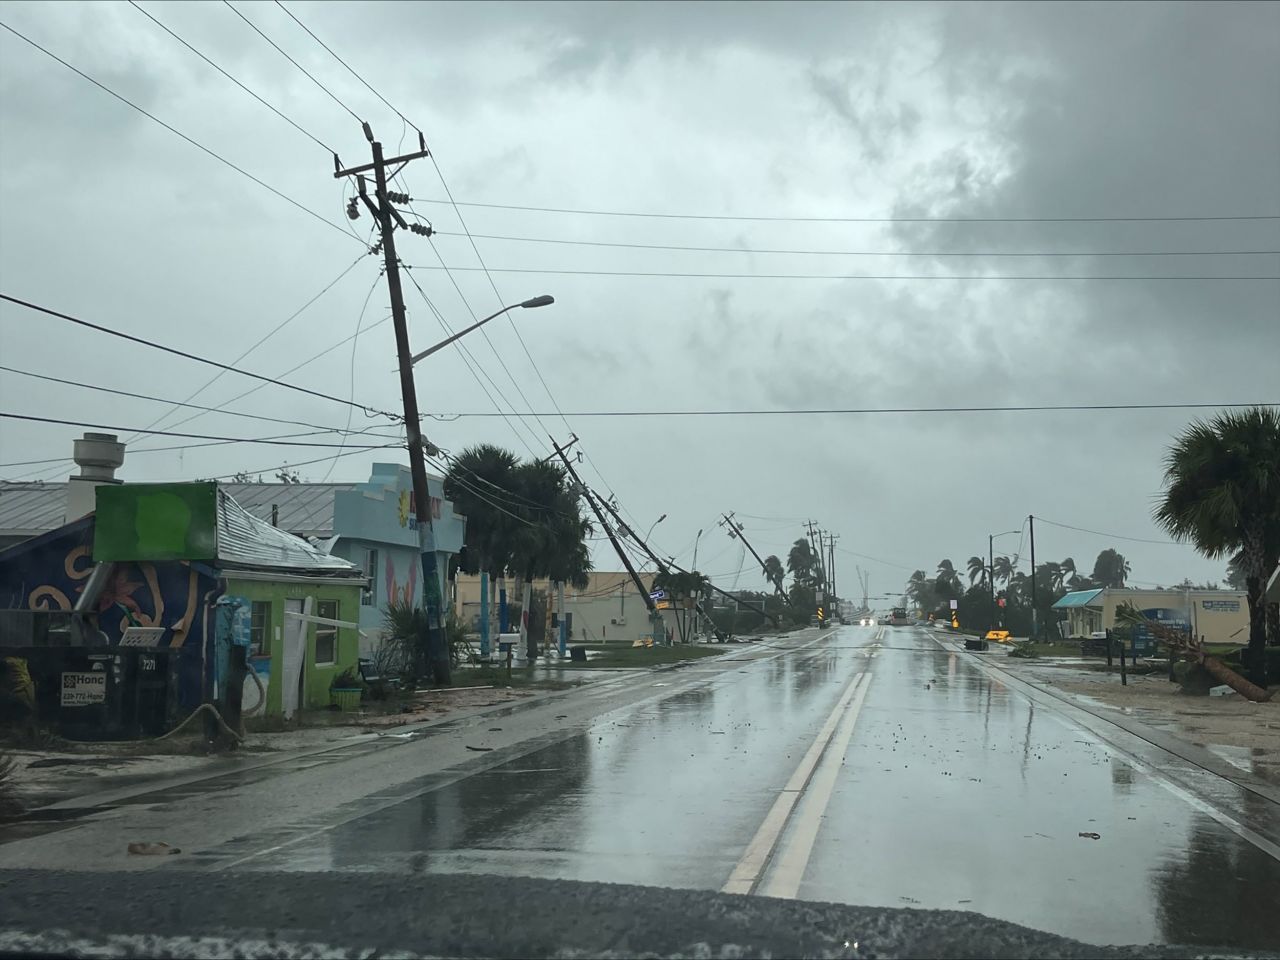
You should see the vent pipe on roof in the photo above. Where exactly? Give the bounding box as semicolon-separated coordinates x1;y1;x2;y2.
66;432;125;522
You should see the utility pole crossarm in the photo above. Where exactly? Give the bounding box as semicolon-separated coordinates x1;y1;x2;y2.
552;439;656;616
722;512;793;606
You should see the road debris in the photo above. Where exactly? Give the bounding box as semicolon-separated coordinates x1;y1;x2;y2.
127;841;180;855
465;745;494;752
1077;831;1101;840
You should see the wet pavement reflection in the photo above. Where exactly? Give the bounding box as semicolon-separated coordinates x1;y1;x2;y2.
237;625;1280;949
796;628;1280;948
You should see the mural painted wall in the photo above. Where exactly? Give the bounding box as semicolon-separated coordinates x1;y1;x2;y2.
0;518;218;709
330;463;465;655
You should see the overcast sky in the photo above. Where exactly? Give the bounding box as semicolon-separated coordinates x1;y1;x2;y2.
1;0;1277;596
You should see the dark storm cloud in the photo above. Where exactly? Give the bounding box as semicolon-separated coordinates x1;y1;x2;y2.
0;0;1275;590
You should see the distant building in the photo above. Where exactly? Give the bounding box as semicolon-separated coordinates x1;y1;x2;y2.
453;571;657;644
1053;586;1249;650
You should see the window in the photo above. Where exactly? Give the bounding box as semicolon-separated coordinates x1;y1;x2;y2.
361;548;378;606
249;601;271;656
315;599;338;664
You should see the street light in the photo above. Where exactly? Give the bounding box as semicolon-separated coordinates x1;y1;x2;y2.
409;295;554;365
692;529;704;571
645;514;667;542
989;529;1020;631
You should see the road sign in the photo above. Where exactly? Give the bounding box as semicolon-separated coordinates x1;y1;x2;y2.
949;599;958;610
649;589;666;601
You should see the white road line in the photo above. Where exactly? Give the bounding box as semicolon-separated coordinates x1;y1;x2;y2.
722;664;872;896
756;667;874;899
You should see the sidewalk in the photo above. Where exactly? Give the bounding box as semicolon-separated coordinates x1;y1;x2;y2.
3;645;730;813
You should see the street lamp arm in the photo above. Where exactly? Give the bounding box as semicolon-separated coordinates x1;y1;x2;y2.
410;295;554;365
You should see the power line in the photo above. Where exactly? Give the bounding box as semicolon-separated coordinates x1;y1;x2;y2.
411;197;1280;224
150;312;395;442
401;264;1278;282
122;254;372;441
272;0;415;131
0;293;399;421
127;0;333;154
0;364;404;437
402;268;543;458
404;401;1278;417
0;19;356;242
434;231;1280;259
320;271;384;482
0;413;407;449
0;426;401;470
192;442;402;482
220;0;361;123
1035;516;1182;546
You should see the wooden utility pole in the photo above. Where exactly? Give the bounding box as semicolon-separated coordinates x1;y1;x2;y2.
551;437;656;623
333;125;449;682
1028;514;1038;641
720;512;792;606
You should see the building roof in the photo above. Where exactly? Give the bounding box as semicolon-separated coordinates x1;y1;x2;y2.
1052;588;1104;609
0;483;67;537
214;488;358;574
1;474;446;540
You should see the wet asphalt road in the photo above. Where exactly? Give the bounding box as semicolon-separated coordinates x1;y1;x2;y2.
220;624;1278;948
3;624;1279;954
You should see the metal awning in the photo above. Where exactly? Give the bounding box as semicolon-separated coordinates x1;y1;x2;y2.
1052;588;1103;610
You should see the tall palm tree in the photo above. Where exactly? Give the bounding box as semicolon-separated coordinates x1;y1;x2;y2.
763;555;786;594
1041;561;1065;592
787;539;815;585
444;444;521;583
1060;557;1077;585
906;570;930;608
1155;407;1280;688
992;555;1014;586
936;559;962;594
966;555;986;587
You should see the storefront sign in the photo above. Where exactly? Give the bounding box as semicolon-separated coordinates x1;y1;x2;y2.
61;671;106;706
1201;599;1240;612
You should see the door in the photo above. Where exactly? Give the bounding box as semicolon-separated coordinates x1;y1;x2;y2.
281;598;309;719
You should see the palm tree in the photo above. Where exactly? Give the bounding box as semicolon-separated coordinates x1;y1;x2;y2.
763;555;786;594
1060;557;1077;585
1041;561;1065;592
444;444;521;584
906;570;930;609
787;539;816;585
1155;407;1280;688
507;460;594;590
966;555;986;587
992;555;1014;586
936;559;962;594
1091;548;1132;589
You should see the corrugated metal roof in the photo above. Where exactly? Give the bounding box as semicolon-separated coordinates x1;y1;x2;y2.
218;483;353;537
215;488;359;574
1052;588;1104;609
0;483;67;535
0;474;444;539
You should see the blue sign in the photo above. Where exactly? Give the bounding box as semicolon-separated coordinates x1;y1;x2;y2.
649;589;666;601
1131;607;1191;655
1201;599;1240;612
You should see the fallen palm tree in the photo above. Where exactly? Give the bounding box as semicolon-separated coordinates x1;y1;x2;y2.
1114;603;1271;703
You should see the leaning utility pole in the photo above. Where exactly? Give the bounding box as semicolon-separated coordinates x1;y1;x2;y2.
551;438;659;639
1028;514;1038;641
720;512;792;606
334;125;449;682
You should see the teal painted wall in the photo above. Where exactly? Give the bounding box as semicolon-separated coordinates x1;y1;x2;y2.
222;576;363;715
